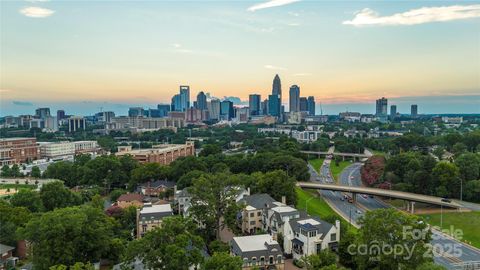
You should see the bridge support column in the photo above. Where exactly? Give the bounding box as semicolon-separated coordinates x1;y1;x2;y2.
352;193;357;203
405;201;410;211
410;202;415;214
342;156;345;161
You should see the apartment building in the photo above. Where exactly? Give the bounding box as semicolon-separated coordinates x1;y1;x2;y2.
73;141;99;154
39;142;75;159
115;142;194;165
0;138;40;165
231;234;284;270
136;203;173;238
238;194;278;234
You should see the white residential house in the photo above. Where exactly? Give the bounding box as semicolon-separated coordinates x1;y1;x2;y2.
231;234;285;270
283;216;340;260
265;205;302;240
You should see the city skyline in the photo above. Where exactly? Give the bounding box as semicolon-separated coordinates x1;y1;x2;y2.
1;1;480;115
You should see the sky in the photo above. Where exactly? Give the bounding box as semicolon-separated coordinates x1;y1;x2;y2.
1;0;479;116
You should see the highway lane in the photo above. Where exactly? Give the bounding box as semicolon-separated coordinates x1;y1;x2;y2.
336;163;480;269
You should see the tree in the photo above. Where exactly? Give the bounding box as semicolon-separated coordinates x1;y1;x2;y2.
31;166;42;178
338;231;356;268
208;240;230;254
130;163;169;190
432;146;445;160
355;208;432;270
10;164;22;177
464;180;480;203
452;142;467;156
199;144;222;157
110;189;127;202
432;162;461;198
125;216;204;270
201;252;242;270
454;153;480;181
0;200;32;246
22;206;120;270
301;249;337;270
252;170;297;205
189;173;242;240
415;262;447;270
50;262;95;270
10;189;44;212
40;181;82;211
1;165;11;177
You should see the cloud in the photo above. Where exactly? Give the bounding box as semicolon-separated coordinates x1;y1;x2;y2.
287;22;301;26
248;0;300;12
293;73;312;76
343;4;480;26
264;64;287;70
0;89;13;93
19;6;55;18
12;101;34;106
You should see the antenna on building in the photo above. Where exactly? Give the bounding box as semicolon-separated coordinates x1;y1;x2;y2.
320;102;323;115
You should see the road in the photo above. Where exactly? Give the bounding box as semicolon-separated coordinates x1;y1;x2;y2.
308;161;480;269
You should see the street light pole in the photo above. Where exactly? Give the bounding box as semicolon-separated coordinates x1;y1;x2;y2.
440;205;443;229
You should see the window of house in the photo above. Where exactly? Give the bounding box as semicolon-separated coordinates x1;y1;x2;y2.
277;255;282;263
250;212;254;217
269;256;274;264
250;221;255;225
316;243;322;254
309;231;317;237
331;233;337;242
142;224;147;232
260;257;265;265
243;258;248;266
251;257;257;266
257;211;262;216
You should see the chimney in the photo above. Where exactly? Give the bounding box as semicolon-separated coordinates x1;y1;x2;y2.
281;196;286;205
336;220;341;239
174;185;177;194
247;187;251;195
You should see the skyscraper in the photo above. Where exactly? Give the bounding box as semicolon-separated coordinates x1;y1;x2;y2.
262;99;269;115
411;104;418;116
390;105;397;119
375;97;388;116
171;94;182;111
157;104;171;117
307;96;315;116
179;86;190;111
220;100;234;120
289;85;300;112
128;107;144;117
196;91;207;110
268;95;280;116
299;97;308;112
249;94;261;116
56;110;65;120
208;99;221;120
35;108;50;119
272;75;281;115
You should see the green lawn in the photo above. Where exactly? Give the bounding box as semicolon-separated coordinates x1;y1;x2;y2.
330;161;351;183
296;187;357;233
308;158;324;173
0;183;37;190
420;211;480;249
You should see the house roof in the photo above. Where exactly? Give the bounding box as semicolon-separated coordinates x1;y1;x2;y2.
239;193;276;210
141;180;176;189
118;193;144;203
289;216;334;237
233;234;279;252
139;204;173;220
0;243;14;254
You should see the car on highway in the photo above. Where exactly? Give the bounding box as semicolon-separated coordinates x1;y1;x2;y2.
362;194;368;199
441;198;451;203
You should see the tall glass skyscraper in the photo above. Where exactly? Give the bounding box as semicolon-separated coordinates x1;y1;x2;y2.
289;85;300;112
268;94;280;116
272;74;281;116
196;91;207;110
179;85;190;111
375;97;388;116
307;96;315;116
220;100;234;120
249;94;261;116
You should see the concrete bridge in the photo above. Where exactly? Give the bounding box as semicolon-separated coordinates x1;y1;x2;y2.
296;182;462;213
300;151;371;161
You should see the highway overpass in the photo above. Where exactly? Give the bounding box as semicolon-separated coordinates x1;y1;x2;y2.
300;151;371;160
296;181;462;212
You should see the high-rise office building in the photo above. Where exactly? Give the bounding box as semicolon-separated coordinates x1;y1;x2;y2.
56;110;65;120
289;85;300;112
128;107;144;117
307;96;315;116
171;94;182;111
249;94;261;116
390;105;397;119
262;99;269;115
299;97;308;112
375;97;388;116
35;108;50;119
268;95;280;116
179;86;190;111
196;91;207;110
208;99;221;120
157;104;171;117
411;104;418;116
272;75;282;115
220;100;234;120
